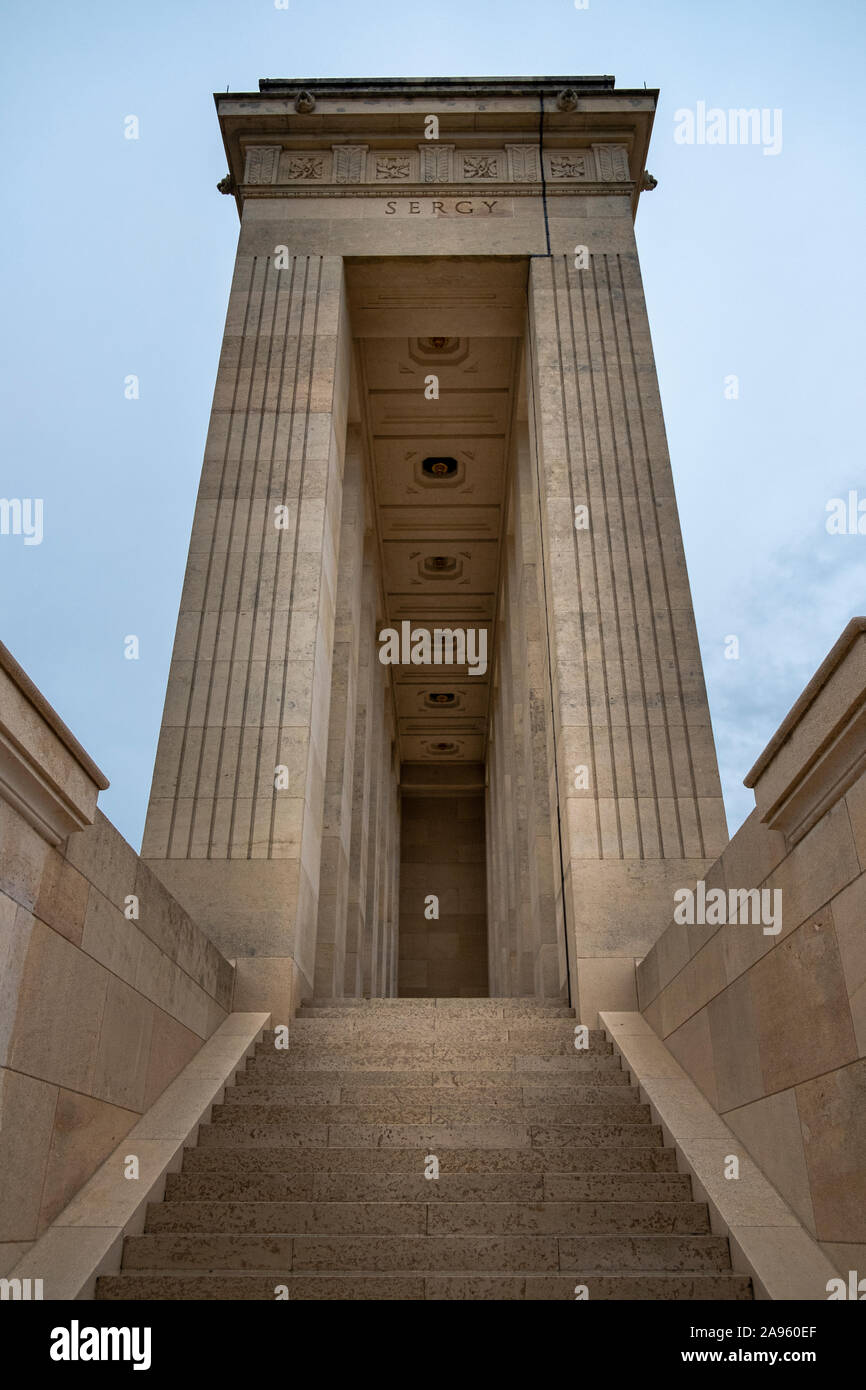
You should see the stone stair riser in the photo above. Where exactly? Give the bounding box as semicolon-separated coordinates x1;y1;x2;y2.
120;1232;732;1273
144;1199;710;1236
164;1171;694;1203
213;1101;653;1125
196;1123;666;1150
180;1145;680;1173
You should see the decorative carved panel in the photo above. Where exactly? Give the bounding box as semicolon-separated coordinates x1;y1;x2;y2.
374;154;412;181
547;153;588;180
331;145;368;183
592;144;631;181
459;152;501;180
505;145;540;182
286;155;325;181
243;146;280;184
418;144;454;183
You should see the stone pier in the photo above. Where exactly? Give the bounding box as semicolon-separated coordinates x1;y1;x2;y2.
141;77;726;1022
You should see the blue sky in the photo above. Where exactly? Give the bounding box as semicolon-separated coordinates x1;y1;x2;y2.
1;0;864;848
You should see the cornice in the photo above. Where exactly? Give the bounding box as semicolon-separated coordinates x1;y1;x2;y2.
214;76;658;222
233;182;634;200
257;76;620;96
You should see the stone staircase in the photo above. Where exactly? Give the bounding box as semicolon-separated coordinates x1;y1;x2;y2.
97;999;752;1300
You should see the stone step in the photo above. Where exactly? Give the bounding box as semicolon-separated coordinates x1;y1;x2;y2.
512;1055;620;1072
254;1042;614;1063
183;1139;681;1173
180;1145;679;1174
165;1170;694;1203
120;1231;732;1273
242;1056;625;1080
214;1100;653;1126
230;1080;638;1105
299;998;574;1015
275;1021;602;1042
144;1199;710;1236
297;1011;575;1023
542;1172;691;1199
283;1020;590;1043
267;1021;604;1038
427;1201;710;1236
146;1200;426;1235
96;997;748;1302
196;1121;665;1151
97;1270;753;1300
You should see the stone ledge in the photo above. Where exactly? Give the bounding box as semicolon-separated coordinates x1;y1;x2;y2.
0;641;108;844
745;617;866;846
234;183;635;202
599;1011;840;1301
4;1012;269;1300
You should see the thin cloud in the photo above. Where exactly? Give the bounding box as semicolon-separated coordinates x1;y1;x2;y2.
701;519;866;831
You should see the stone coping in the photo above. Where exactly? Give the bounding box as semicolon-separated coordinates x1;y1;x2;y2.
257;76;621;96
742;617;866;844
598;1012;840;1302
745;617;866;787
0;640;108;790
0;640;110;841
5;1012;269;1300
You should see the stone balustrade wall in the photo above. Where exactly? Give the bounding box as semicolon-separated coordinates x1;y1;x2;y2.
636;619;866;1275
0;642;234;1275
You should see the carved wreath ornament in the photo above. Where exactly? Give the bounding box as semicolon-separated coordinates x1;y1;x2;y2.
376;157;411;180
464;155;498;179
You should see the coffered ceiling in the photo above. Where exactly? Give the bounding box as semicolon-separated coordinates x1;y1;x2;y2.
347;258;526;778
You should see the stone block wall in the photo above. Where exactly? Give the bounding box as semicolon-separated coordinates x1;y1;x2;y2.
399;794;487;997
636;620;866;1275
0;643;233;1276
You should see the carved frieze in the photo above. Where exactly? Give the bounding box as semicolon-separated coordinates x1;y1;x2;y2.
244;140;633;189
332;145;368;183
374;154;412;181
418;143;454;183
592;144;631;181
286;155;325;181
459;152;501;180
243;146;280;185
505;145;540;182
547;153;588;180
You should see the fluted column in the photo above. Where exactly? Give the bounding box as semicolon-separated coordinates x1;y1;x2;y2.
526;251;727;1022
142;252;351;1016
